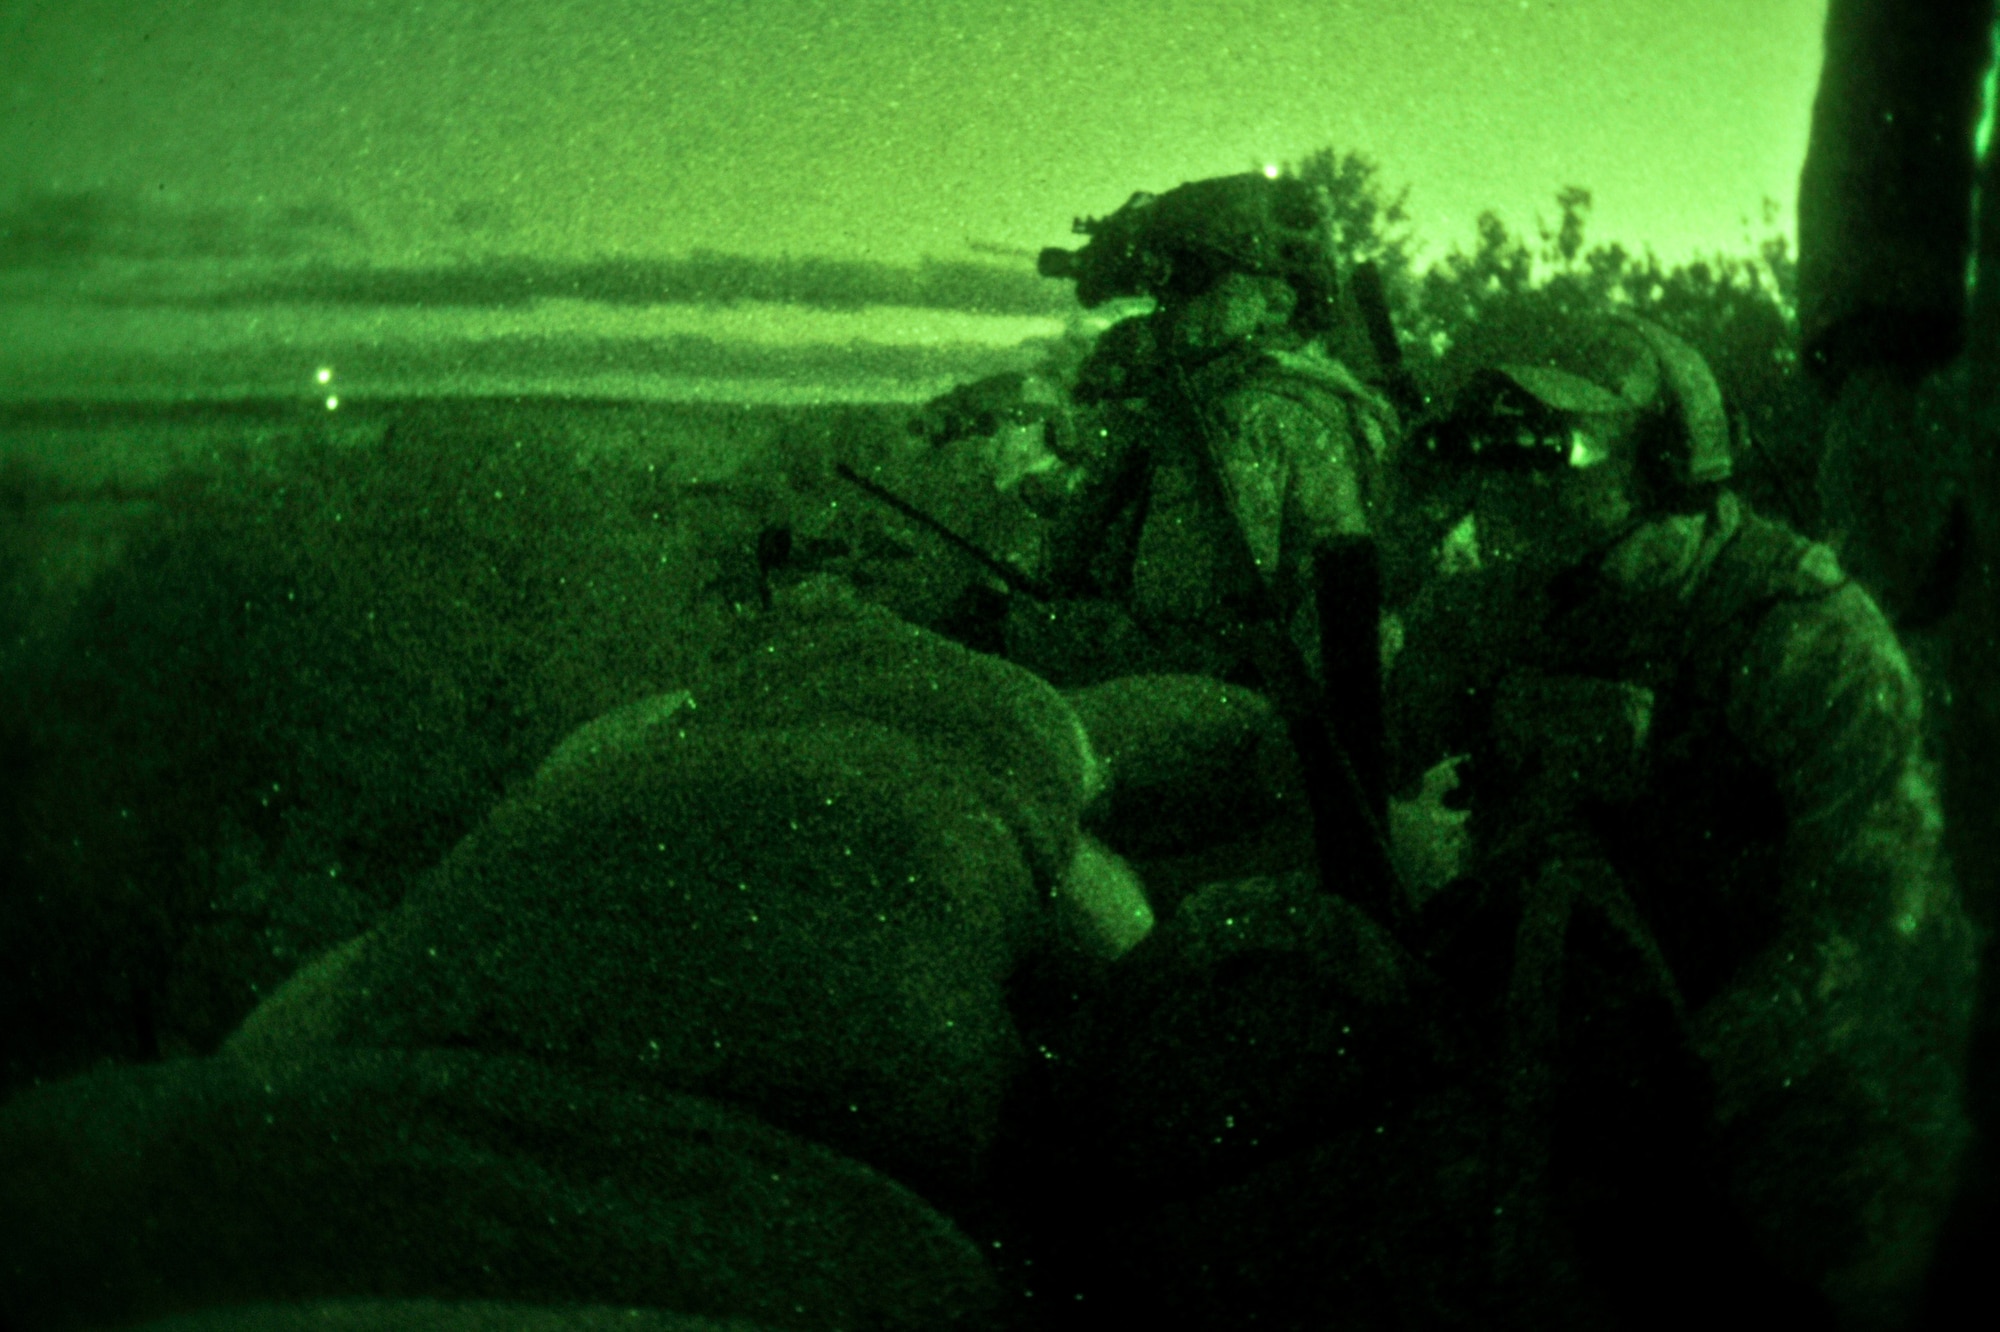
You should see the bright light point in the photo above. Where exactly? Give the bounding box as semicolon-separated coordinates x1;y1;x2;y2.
1261;163;1280;179
315;367;333;385
325;395;339;410
1978;26;2000;163
1567;429;1611;469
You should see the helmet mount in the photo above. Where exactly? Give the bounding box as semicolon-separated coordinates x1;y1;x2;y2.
1037;173;1342;333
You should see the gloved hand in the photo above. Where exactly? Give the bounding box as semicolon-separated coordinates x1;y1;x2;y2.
1476;670;1653;880
1389;754;1471;906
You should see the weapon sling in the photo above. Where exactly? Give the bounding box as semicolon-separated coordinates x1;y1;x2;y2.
1170;362;1402;922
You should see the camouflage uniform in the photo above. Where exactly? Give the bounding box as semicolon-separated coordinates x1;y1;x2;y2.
1018;321;1397;687
1389;491;1976;1325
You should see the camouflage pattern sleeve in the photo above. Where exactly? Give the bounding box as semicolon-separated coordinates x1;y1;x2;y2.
1210;378;1378;626
1036;400;1150;597
1700;577;1975;1322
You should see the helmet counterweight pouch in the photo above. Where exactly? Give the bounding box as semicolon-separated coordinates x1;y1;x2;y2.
1614;317;1733;491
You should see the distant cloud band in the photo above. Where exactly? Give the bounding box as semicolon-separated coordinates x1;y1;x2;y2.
0;191;1073;316
157;251;1074;315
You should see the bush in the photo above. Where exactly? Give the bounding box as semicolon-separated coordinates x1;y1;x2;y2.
1295;152;1821;532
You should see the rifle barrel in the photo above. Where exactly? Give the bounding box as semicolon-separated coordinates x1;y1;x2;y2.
1170;364;1403;923
833;462;1054;602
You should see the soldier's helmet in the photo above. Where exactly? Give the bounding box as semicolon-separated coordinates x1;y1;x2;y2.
1422;317;1732;509
1037;173;1342;333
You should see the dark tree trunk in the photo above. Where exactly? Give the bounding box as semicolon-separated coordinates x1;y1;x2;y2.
1797;5;2000;1328
1798;0;1993;387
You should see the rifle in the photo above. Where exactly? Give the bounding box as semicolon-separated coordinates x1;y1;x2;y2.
1348;261;1425;423
833;462;1055;602
1170;363;1402;926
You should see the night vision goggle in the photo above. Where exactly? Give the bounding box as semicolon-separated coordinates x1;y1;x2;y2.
1420;365;1637;473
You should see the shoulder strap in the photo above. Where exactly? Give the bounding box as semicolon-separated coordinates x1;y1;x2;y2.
1262;346;1398;411
1230;348;1400;451
1268;348;1400;470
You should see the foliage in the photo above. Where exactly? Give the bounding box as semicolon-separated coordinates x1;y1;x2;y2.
1294;148;1421;299
1291;152;1820;531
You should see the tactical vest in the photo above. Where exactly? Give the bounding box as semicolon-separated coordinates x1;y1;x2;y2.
1100;343;1394;679
1476;505;1854;1321
1590;508;1850;1009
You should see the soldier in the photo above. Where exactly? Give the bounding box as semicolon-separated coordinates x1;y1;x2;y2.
922;172;1400;693
907;173;1410;919
1387;317;1977;1328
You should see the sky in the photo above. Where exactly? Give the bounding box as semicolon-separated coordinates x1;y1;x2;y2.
1;0;1829;268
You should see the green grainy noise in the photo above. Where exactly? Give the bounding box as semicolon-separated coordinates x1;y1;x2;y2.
1978;28;2000;163
1973;35;2000;297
